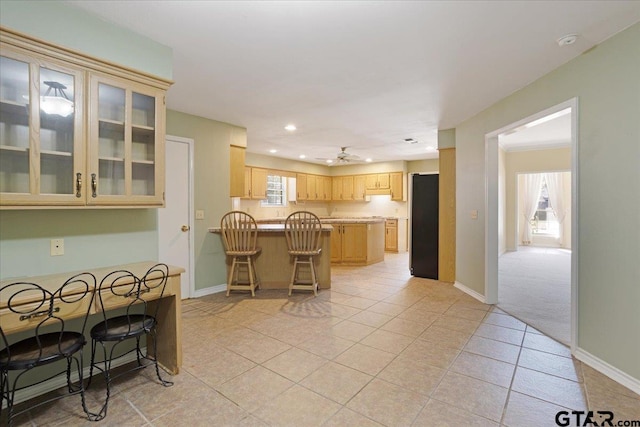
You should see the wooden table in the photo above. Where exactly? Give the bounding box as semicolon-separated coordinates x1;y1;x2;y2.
209;224;332;289
0;262;185;375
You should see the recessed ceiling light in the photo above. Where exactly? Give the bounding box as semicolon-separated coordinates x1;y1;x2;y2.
326;159;333;164
365;158;372;162
285;124;296;131
269;149;277;153
557;34;578;47
299;154;306;159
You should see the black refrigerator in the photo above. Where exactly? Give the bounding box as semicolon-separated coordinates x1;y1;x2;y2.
410;174;439;279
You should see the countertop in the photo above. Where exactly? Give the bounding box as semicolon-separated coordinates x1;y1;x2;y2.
255;216;387;225
209;224;334;233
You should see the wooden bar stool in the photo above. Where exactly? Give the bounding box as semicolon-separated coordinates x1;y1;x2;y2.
220;211;261;296
284;211;322;296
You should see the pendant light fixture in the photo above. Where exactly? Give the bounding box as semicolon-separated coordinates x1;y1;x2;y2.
41;81;74;117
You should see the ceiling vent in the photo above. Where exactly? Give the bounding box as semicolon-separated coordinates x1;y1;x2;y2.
404;138;418;144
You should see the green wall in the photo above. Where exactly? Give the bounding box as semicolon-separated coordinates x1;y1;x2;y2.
166;110;245;291
455;23;640;380
0;210;157;279
0;0;172;79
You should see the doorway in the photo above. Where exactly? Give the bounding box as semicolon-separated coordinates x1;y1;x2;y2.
158;135;195;299
485;98;578;351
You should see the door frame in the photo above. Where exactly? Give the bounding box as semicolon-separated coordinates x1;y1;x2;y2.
163;134;195;299
484;97;578;352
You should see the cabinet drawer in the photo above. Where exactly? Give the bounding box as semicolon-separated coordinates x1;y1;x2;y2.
96;283;163;312
386;219;398;226
0;297;91;335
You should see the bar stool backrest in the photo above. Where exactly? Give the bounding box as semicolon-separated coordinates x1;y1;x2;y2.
220;211;259;253
0;272;96;364
284;211;322;253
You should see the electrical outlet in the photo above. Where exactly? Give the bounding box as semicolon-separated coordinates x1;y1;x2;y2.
195;210;205;220
50;239;64;256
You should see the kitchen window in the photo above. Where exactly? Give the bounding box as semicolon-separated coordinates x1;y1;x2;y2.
261;174;287;207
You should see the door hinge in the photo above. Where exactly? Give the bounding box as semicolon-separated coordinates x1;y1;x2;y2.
163;191;165;201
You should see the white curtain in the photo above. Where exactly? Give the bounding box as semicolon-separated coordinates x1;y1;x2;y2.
521;174;543;245
544;172;566;242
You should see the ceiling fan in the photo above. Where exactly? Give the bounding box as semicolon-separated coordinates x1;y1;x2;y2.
316;147;363;165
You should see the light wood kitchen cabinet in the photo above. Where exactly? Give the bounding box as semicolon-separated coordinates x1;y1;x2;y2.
322;176;332;200
330;223;366;263
342;175;354;200
230;145;245;198
88;73;166;206
296;173;307;200
353;175;366;201
0;46;85;206
332;176;343;200
385;219;398;252
242;166;251;198
0;28;171;208
366;173;389;190
307;174;317;200
250;167;268;199
312;175;330;201
329;221;385;265
390;172;404;201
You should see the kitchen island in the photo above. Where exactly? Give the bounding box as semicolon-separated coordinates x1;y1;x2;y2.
209;223;332;290
255;216;386;266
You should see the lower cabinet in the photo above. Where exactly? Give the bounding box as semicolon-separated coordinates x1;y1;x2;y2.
385;219;398;252
329;222;384;265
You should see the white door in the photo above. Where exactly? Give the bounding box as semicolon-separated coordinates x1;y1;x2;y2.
158;135;194;299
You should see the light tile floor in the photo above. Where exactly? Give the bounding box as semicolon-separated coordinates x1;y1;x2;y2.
10;253;640;426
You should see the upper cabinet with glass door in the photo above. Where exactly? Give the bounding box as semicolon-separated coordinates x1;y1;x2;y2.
0;47;85;206
0;28;171;208
88;74;165;206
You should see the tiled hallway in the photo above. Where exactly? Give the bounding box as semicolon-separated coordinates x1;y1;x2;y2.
12;253;640;426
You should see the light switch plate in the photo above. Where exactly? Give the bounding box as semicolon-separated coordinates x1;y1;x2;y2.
470;210;478;220
195;210;205;220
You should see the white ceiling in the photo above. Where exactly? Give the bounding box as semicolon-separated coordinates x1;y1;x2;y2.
68;1;640;165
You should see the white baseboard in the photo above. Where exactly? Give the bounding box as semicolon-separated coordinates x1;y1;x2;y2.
192;283;226;298
5;350;141;408
454;281;487;304
574;348;640;396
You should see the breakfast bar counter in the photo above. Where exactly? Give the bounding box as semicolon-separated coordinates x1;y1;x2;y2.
209;224;332;289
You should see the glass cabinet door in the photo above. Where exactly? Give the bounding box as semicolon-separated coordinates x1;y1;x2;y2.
89;74;164;205
0;49;84;205
0;55;30;195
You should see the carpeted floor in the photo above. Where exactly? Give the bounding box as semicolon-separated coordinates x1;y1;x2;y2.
498;246;571;345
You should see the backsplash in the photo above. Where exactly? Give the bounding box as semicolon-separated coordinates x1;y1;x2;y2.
234;195;408;220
